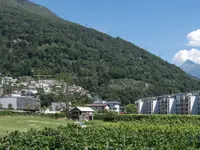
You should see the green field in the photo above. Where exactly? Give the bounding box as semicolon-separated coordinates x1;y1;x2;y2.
0;116;67;135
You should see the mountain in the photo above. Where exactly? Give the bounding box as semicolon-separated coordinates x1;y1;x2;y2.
1;0;200;105
1;0;58;19
180;60;200;79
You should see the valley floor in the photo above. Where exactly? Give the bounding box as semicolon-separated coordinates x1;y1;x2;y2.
0;116;67;135
1;115;200;149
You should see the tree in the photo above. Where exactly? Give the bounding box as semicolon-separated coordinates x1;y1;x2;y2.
56;73;73;116
26;104;30;110
8;103;13;110
34;104;40;111
3;84;12;95
71;94;92;106
125;104;138;114
40;93;57;107
0;103;2;109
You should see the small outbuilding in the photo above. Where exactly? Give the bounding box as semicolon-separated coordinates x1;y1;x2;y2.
70;107;94;121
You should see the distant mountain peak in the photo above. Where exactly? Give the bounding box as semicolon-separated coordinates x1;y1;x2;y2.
180;59;200;79
182;59;196;66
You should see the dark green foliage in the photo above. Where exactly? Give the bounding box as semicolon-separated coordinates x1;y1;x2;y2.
40;93;58;107
100;111;119;122
7;103;13;110
2;119;200;149
94;113;200;123
3;84;12;95
71;94;93;106
40;92;91;108
125;104;138;114
1;0;200;105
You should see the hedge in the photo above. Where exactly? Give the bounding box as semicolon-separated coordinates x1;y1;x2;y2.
94;112;200;124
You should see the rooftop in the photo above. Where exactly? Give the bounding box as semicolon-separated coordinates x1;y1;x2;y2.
85;104;107;107
105;101;120;104
74;107;94;112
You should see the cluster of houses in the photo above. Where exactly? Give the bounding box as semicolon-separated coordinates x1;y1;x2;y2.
0;76;89;97
46;100;120;121
135;91;200;115
0;77;124;121
51;100;120;113
0;95;121;121
0;86;122;118
0;77;88;100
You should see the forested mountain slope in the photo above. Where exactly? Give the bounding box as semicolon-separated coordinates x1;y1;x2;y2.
1;0;200;104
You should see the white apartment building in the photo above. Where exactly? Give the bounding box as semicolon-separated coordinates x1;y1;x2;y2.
179;94;198;115
159;96;176;114
136;92;200;115
137;98;159;114
135;100;143;113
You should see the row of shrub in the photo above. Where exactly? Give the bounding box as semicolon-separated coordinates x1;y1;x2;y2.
2;122;200;149
0;110;66;119
94;112;200;124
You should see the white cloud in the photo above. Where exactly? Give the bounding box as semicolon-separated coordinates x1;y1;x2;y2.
187;29;200;47
172;49;200;66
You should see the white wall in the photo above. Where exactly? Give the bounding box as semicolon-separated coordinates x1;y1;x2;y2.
41;108;60;114
169;98;176;114
113;104;120;113
51;102;66;111
137;101;144;113
106;103;120;113
191;96;198;114
0;97;17;109
152;100;159;114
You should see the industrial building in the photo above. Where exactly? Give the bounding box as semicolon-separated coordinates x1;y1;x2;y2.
0;96;40;110
135;91;200;115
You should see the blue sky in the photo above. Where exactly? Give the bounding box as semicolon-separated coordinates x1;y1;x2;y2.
30;0;200;65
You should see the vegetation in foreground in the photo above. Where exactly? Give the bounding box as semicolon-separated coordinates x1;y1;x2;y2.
1;115;200;149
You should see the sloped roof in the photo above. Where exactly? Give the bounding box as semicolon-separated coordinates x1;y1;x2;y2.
105;101;120;104
85;104;107;107
75;107;94;112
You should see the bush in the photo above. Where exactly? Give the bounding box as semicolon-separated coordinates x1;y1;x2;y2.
103;111;118;122
1;121;200;149
94;111;118;122
7;103;13;110
125;104;138;114
94;113;200;123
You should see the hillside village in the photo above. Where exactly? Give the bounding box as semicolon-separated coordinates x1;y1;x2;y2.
0;76;121;119
0;76;88;96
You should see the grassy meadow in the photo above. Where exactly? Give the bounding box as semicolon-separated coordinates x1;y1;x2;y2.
0;116;67;135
